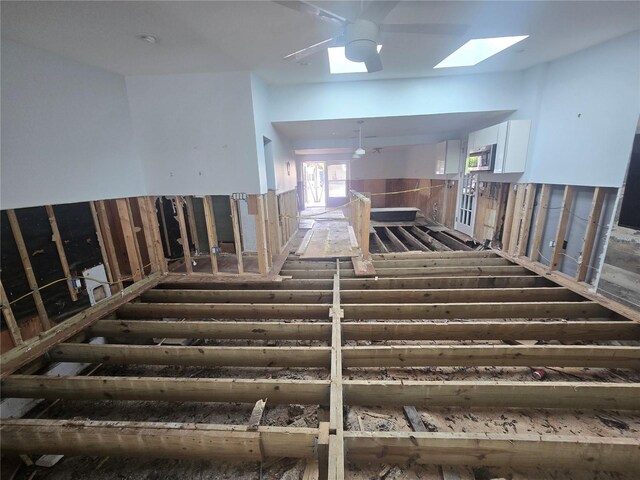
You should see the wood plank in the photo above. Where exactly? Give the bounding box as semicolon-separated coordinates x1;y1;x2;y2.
0;280;23;346
247;399;267;431
118;302;331;319
296;230;314;256
441;466;475;480
136;197;158;273
409;227;451;251
372;258;511;268
344;432;640;473
360;197;371;259
126;198;146;276
341;301;610;320
145;197;168;273
141;289;334;303
0;273;163;379
371;230;388;253
2;375;330;405
550;185;575;271
284;265;530;279
508;184;526;254
341;321;640;341
383;227;409;252
426;230;471;251
230;197;244;274
516;184;536;256
403;406;427;431
45;205;77;301
372;251;495;260
576;187;607;282
6;209;50;330
266;190;282;255
174;196;193;275
397;227;429;251
89;201;116;286
202;196;219;274
184;196;201;253
344;381;640;410
317;422;330;480
501;184;517;250
351;256;376;277
255;195;270;275
1;419;318;461
115;198;143;281
94;200;123;291
50;343;331;367
91;320;332;340
529;184;551;262
340;275;552;290
342;345;639;369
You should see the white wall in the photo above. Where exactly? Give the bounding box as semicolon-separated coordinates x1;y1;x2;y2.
126;71;261;196
1;40;144;209
250;75;297;193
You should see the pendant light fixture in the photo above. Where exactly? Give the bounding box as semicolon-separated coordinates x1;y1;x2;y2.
355;127;366;156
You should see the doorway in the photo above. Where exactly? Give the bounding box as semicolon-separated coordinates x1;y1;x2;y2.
454;153;477;236
303;162;326;207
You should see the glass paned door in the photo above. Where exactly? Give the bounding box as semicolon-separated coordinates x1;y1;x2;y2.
454;161;477;236
303;162;326;208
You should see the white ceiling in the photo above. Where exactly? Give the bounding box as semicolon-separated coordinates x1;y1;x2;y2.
2;1;639;85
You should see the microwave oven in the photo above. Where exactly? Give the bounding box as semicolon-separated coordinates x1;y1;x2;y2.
467;144;496;172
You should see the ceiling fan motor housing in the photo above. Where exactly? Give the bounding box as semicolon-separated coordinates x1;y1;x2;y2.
345;19;379;62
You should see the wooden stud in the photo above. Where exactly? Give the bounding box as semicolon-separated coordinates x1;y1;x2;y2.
508;184;526;254
115;199;143;281
501;184;517;250
230;197;244;274
1;419;318;461
516;184;536;256
126;198;145;275
157;197;173;257
184;196;202;254
6;210;51;331
529;184;551;262
45;205;77;301
49;343;331;368
145;197;168;273
136;198;158;273
89;201;116;286
576;187;607;282
255;195;270;275
360;197;371;259
267;190;282;253
202;195;219;274
94;201;123;290
0;280;23;346
550;185;575;271
174;196;193;275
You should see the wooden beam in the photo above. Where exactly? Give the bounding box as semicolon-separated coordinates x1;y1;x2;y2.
230;197;244;274
550;185;575;271
383;227;409;252
344;381;640;410
0;272;163;379
508;184;526;254
284;265;531;279
341;301;610;320
409;227;451;251
341;321;640;341
174;196;193;275
529;184;551;262
0;280;23;346
255;195;269;275
2;375;330;405
344;432;640;473
1;419;318;461
396;227;429;251
341;275;553;289
141;289;334;303
49;343;331;368
160;278;335;290
145;197;168;273
371;251;496;260
317;422;329;480
136;197;158;273
329;269;345;477
266;190;282;255
576;187;607;282
94;200;123;291
184;196;202;253
248;399;267;431
371;230;388;253
158;197;173;257
45;205;77;301
202;195;219;274
342;345;639;369
115;198;143;281
516;183;536;256
6;209;50;330
501;184;517;250
89;201;116;286
118;302;331;319
92;320;332;341
371;258;511;268
360;197;371;259
426;230;471;251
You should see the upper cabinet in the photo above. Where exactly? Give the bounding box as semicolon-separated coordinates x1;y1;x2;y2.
468;120;531;174
435;140;461;175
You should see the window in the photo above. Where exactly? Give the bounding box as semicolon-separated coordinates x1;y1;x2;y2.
619;134;640;230
327;164;347;198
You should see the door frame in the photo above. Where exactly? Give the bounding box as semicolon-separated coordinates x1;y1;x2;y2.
454;144;477;236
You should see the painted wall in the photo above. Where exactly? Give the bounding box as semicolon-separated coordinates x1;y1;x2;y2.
1;40;144;209
126;71;261;196
250;75;297;193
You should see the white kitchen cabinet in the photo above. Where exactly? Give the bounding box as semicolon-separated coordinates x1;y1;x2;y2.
468;120;531;174
435;140;461;175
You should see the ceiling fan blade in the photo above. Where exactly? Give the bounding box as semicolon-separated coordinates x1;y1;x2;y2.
358;1;399;24
283;37;340;61
365;53;383;73
273;1;347;26
380;23;469;35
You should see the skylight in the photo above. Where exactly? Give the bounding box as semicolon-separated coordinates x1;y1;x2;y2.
434;35;529;69
328;45;382;74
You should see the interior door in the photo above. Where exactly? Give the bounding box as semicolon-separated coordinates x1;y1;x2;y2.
454;157;477;237
326;163;348;208
303;162;326;208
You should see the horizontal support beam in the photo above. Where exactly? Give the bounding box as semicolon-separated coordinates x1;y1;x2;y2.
344;432;640;473
92;320;332;340
370;251;498;260
372;266;532;277
371;258;512;268
141;289;333;304
342;345;640;369
1;419;318;461
339;275;554;290
50;343;330;368
341;321;640;341
159;279;335;290
344;380;640;410
2;375;330;405
279;269;352;279
341;287;581;304
342;302;611;320
118;303;331;319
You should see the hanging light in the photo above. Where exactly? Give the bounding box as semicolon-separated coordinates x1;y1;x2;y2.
354;127;366;156
352;152;361;159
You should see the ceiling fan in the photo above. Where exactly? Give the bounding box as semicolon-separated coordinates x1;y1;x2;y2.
274;0;467;73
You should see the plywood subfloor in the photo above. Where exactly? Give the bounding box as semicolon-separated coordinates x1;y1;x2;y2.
300;220;359;259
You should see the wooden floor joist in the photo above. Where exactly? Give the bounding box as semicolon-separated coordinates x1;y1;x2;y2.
344;432;640;473
141;288;334;303
371;251;496;260
371;257;511;268
343;381;640;410
2;375;330;405
1;420;318;461
339;275;554;290
118;302;331;319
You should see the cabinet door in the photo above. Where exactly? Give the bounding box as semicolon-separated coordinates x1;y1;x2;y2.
445;140;461;175
503;120;531;173
435;141;447;175
467;131;478;151
493;122;509;173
